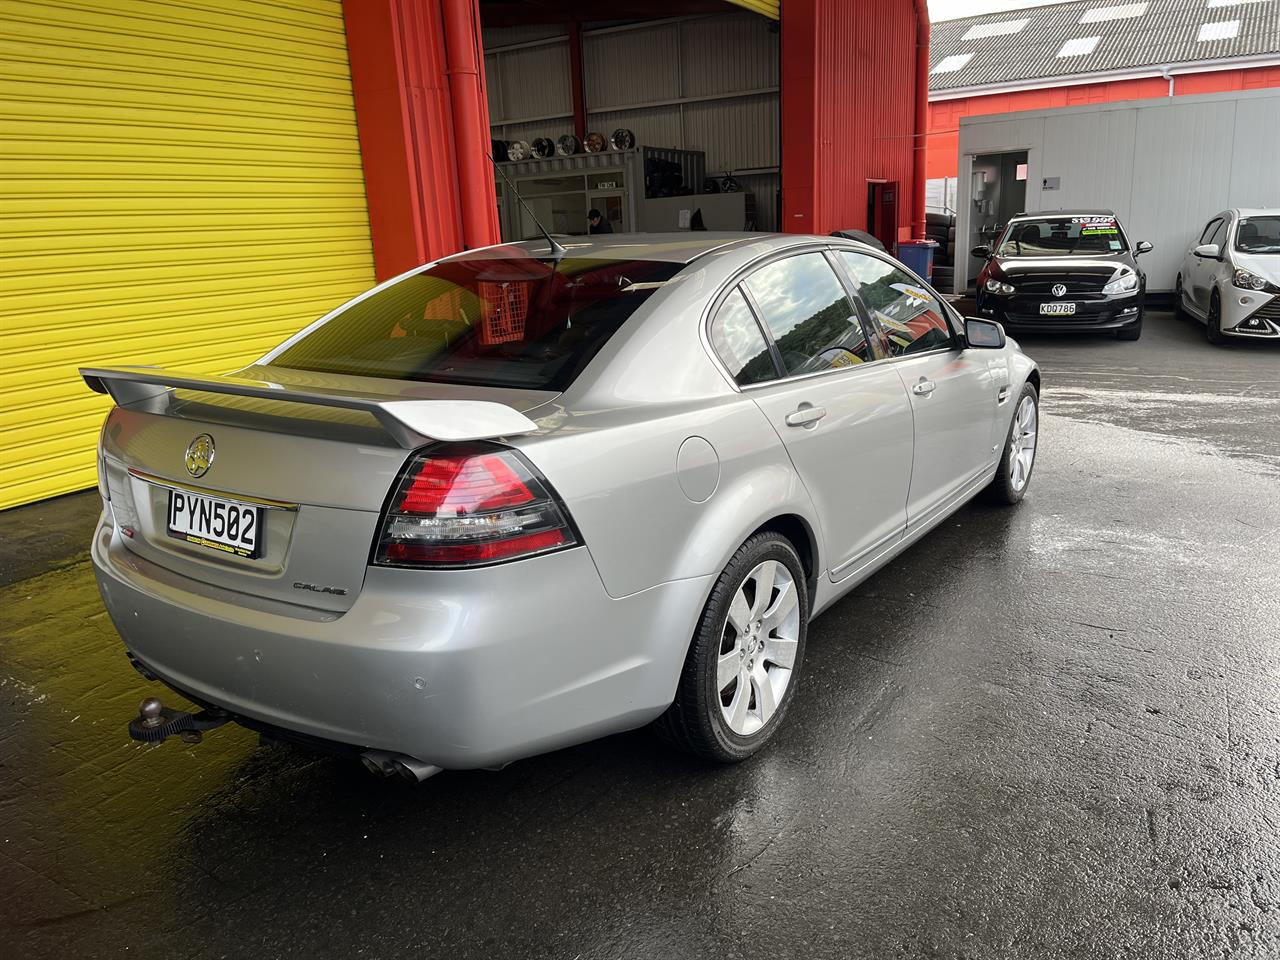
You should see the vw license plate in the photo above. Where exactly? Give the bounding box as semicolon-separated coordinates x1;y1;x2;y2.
1040;302;1077;316
167;490;262;558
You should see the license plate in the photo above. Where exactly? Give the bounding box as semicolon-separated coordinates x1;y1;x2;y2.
1040;302;1077;316
168;490;262;558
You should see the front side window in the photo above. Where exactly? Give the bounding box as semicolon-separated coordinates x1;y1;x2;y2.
268;256;682;391
709;289;778;386
1199;217;1224;245
1206;218;1228;249
742;253;873;376
836;252;954;358
1235;216;1280;254
996;215;1128;257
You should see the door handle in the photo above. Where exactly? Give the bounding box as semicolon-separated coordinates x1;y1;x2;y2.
784;404;827;428
912;378;936;397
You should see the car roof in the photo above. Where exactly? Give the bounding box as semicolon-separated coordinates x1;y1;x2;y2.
1232;208;1280;218
445;232;819;265
1012;209;1117;219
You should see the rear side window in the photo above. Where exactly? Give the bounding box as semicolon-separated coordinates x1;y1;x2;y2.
836;251;954;358
709;289;779;386
742;253;873;375
269;256;682;391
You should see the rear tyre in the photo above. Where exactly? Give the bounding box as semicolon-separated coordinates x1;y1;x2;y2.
655;533;809;763
1173;276;1188;322
1116;311;1143;341
1206;290;1227;345
983;382;1039;505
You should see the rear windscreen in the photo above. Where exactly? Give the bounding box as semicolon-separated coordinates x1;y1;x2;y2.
269;256;683;391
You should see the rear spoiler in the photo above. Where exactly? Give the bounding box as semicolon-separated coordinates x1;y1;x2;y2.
80;366;539;448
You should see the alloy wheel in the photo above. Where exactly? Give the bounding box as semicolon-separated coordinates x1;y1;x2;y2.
717;560;800;736
1009;395;1038;492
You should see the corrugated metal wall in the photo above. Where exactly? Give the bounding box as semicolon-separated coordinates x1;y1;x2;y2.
954;89;1280;293
781;0;920;237
485;14;780;231
1;0;376;510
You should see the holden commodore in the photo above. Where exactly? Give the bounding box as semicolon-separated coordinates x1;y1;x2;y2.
972;210;1152;341
84;233;1040;780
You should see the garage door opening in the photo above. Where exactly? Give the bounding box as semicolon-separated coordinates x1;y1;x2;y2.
482;3;782;241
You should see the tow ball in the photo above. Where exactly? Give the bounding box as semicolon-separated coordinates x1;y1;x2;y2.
129;697;231;745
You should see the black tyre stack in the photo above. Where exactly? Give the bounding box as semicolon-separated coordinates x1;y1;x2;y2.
926;212;957;292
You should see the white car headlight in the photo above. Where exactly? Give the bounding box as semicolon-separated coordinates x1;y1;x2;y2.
985;278;1015;296
1102;271;1139;295
1232;268;1271;292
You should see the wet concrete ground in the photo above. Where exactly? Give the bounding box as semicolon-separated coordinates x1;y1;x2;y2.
2;310;1278;959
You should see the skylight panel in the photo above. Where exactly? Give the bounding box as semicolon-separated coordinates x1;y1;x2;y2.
932;53;974;75
1080;2;1149;22
1057;36;1102;57
1197;19;1240;40
962;18;1030;41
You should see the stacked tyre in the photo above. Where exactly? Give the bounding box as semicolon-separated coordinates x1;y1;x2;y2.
926;212;957;292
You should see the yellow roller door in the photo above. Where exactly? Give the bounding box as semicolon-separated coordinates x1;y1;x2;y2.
0;0;377;510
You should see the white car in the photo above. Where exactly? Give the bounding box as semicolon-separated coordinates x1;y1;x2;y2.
1176;209;1280;344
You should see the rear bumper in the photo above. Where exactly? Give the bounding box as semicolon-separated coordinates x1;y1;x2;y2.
92;515;711;769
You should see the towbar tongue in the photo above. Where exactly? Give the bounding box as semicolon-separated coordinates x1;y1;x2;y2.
128;697;231;745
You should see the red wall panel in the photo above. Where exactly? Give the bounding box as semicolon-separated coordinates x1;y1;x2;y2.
344;0;499;282
927;66;1280;181
781;0;925;240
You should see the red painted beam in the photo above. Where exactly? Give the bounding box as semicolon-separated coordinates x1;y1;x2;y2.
442;0;501;250
568;21;586;141
912;0;929;241
343;0;464;280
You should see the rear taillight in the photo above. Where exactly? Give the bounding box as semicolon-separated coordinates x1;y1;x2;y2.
373;443;579;568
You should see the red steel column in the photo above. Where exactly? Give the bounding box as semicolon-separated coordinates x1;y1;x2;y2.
568;21;587;141
343;0;464;280
442;0;500;250
912;0;930;241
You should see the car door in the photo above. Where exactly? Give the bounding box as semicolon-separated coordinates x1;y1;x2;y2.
711;250;914;579
1190;216;1227;311
833;249;1000;529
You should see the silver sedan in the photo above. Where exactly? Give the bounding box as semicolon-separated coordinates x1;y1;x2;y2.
83;233;1040;779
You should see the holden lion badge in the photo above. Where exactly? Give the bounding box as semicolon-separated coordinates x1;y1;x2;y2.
184;434;215;478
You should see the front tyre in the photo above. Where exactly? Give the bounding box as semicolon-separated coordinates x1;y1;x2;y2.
1206;290;1227;345
655;533;808;762
1116;310;1143;341
984;382;1039;505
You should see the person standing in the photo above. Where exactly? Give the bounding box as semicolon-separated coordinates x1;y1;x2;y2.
588;208;613;234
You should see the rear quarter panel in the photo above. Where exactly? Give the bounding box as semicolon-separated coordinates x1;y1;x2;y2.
514;396;819;600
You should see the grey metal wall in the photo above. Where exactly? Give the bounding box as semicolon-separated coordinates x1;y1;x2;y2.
484;14;780;231
954;89;1280;293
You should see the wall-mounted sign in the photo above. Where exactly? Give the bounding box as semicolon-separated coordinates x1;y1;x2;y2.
1042;176;1061;190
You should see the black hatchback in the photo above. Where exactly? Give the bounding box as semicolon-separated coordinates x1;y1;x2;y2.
972;210;1153;341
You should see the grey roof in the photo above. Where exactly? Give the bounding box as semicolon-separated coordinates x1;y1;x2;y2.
930;0;1280;94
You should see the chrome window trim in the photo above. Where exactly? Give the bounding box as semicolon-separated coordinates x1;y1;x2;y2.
697;240;964;395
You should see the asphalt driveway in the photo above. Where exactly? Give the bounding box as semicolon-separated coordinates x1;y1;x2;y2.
2;310;1278;959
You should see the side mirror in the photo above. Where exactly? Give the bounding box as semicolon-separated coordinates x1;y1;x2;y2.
971;244;994;260
1135;240;1153;256
1194;243;1220;260
965;317;1006;349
